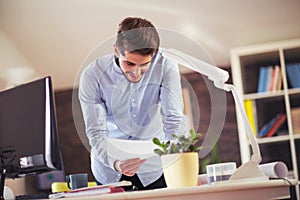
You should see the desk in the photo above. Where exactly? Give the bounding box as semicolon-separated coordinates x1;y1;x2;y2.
65;179;298;200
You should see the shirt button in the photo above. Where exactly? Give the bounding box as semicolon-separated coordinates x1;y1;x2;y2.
133;129;136;132
133;114;137;118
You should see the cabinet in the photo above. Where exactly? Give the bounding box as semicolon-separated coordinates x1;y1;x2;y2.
230;39;300;187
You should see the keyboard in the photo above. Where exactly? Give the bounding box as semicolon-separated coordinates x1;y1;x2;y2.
16;193;49;199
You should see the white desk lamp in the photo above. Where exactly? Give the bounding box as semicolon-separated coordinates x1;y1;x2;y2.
162;48;267;181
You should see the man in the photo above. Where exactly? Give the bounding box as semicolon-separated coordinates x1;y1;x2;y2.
79;17;185;190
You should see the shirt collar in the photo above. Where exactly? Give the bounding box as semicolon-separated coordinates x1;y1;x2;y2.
112;54;123;75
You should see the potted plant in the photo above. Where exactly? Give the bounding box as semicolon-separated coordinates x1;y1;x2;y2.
153;129;202;188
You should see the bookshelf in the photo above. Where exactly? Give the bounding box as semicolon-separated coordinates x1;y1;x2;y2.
230;38;300;192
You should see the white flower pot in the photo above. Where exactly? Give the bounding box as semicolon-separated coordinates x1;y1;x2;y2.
161;152;199;188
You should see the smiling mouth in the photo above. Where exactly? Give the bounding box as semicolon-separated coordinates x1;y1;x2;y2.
128;72;141;79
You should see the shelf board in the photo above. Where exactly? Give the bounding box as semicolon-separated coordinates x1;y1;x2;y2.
257;135;290;144
243;88;300;100
244;90;285;100
293;134;300;140
288;88;300;95
256;134;300;144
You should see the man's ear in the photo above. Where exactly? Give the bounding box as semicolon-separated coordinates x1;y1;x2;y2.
113;44;118;57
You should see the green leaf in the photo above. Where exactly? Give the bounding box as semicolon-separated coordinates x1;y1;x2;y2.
189;145;195;152
153;138;162;147
194;146;203;151
154;149;165;156
152;129;203;155
195;133;202;139
190;129;196;139
163;141;170;149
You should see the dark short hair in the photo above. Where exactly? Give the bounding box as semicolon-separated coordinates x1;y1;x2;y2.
116;17;160;56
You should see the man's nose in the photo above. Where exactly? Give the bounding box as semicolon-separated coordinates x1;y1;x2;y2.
132;66;141;75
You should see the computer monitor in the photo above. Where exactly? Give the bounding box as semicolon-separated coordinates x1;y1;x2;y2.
0;76;63;198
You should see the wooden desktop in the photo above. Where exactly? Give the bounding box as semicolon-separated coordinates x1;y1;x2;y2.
64;178;297;200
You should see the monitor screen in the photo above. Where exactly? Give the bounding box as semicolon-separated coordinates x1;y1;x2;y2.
0;76;62;178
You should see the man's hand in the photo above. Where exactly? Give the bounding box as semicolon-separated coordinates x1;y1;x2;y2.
114;158;146;177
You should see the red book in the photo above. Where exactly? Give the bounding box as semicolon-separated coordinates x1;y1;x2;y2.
269;67;276;91
49;187;124;198
265;114;286;137
49;181;131;199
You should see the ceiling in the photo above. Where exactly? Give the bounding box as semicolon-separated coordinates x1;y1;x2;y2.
0;0;300;90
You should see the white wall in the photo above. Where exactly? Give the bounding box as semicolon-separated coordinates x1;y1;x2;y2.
0;29;33;90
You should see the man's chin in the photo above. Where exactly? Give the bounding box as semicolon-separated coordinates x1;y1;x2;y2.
126;75;143;83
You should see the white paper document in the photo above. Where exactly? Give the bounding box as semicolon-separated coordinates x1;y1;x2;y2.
107;138;159;160
259;161;288;178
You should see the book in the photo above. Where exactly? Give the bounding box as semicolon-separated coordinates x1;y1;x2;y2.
291;107;300;134
257;65;282;93
49;187;124;199
49;181;131;199
244;100;257;137
259;114;281;137
270;65;280;92
265;66;273;92
286;63;300;88
265;114;287;137
257;67;268;93
269;66;276;91
276;66;282;91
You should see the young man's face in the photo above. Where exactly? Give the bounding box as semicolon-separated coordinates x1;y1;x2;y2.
118;51;152;83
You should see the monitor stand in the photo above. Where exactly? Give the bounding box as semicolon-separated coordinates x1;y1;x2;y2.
0;147;16;200
0;168;6;200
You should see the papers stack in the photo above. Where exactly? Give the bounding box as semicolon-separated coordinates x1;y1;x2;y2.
49;181;131;199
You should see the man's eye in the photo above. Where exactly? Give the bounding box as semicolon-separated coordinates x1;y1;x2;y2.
140;63;149;67
126;62;135;66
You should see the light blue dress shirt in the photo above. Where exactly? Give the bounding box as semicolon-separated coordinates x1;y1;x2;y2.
78;49;185;186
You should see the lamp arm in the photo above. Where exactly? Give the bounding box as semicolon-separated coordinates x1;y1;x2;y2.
162;48;262;164
162;48;230;91
225;84;262;164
